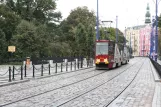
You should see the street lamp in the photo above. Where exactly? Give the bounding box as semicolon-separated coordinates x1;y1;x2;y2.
116;16;118;43
130;33;132;57
96;0;99;40
124;27;126;46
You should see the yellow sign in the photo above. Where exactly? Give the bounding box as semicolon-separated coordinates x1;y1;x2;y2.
8;46;16;52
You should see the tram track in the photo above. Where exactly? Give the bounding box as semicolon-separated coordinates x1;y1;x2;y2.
1;58;141;107
54;59;145;107
0;68;108;106
104;58;155;107
103;59;145;107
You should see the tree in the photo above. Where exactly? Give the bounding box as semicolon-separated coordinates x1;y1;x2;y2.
60;6;96;42
0;29;7;63
5;0;62;23
0;4;20;42
99;27;124;43
87;24;95;58
12;20;40;58
0;0;63;62
158;15;161;28
158;15;161;56
75;23;87;56
99;27;105;40
59;6;96;57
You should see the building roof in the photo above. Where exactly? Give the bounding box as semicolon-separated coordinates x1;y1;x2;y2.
126;25;146;30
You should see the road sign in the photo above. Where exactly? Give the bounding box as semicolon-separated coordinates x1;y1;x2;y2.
8;46;16;52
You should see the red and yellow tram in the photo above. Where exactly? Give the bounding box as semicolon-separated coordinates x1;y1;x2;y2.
95;40;130;69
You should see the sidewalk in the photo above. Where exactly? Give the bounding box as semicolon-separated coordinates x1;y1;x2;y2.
0;60;94;87
157;59;161;65
108;58;161;107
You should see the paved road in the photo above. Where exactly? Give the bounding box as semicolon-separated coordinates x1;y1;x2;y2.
0;57;160;107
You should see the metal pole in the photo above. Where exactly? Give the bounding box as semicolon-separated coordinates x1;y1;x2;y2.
155;0;158;61
8;67;12;82
130;33;131;56
61;62;63;72
124;27;126;46
150;20;154;58
116;16;118;43
24;64;26;77
20;66;23;80
48;64;50;75
41;64;43;76
55;62;57;73
143;35;145;56
12;66;15;80
66;62;68;71
96;0;99;40
33;65;35;78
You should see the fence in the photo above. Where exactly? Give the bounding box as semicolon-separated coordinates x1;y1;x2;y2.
150;58;161;77
0;58;94;83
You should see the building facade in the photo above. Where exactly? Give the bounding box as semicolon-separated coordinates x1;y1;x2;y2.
125;3;151;56
125;25;146;56
139;25;151;56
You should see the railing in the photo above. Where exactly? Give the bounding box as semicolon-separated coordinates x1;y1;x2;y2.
0;58;94;83
149;58;161;77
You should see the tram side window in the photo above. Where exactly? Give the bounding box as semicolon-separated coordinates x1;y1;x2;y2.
109;42;114;55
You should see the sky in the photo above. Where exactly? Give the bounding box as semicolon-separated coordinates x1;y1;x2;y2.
56;0;161;32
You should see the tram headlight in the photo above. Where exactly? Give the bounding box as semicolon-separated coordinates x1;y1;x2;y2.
104;58;109;64
96;59;100;64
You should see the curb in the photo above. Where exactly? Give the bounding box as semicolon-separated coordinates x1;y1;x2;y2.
150;60;161;82
0;79;30;87
31;66;95;80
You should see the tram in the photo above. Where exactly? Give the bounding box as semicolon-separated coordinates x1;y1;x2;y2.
95;40;130;69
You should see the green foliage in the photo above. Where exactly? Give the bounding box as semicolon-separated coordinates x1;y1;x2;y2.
60;6;96;57
158;15;161;28
61;6;96;41
12;20;38;58
0;0;125;64
0;29;7;63
158;15;161;55
99;27;125;43
0;4;20;41
67;6;96;27
87;25;95;57
75;23;87;55
159;28;161;55
5;0;61;23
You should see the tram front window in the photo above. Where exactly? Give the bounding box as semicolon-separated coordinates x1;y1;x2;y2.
96;42;108;55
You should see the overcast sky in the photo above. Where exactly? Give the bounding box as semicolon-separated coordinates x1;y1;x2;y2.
56;0;161;31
